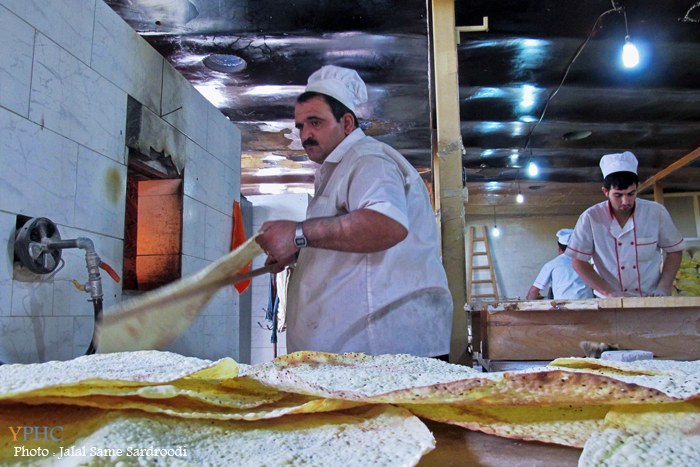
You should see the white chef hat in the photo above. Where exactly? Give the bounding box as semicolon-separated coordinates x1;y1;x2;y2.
599;151;638;178
305;65;368;113
556;228;574;246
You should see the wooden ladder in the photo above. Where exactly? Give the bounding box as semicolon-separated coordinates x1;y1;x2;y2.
467;225;499;302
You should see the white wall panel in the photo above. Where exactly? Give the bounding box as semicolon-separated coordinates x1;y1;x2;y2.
162;62;209;149
30;34;127;162
0;6;34;116
92;0;163;114
206;105;241;171
0;0;95;65
182;196;207;259
0;0;242;362
0;109;78;225
74;146;127;237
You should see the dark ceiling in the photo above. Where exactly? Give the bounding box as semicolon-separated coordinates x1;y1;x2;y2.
106;0;700;213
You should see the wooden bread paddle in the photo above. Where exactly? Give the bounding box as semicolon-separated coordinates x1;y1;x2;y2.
96;235;268;353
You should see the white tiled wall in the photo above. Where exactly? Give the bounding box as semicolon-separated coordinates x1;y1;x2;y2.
0;111;80;226
162;63;210;149
74;147;128;237
92;0;163;114
31;33;128;161
247;194;310;364
0;0;243;364
181;197;208;259
183;138;240;218
0;213;15;320
0;6;33;117
1;0;95;63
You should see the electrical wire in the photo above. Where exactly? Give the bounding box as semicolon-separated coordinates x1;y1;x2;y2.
681;1;700;22
522;4;622;154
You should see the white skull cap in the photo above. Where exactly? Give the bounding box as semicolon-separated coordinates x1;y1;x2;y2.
556;228;574;245
599;151;638;178
305;65;368;113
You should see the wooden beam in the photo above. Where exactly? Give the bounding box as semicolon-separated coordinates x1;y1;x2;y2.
638;145;700;193
432;0;468;364
653;182;664;204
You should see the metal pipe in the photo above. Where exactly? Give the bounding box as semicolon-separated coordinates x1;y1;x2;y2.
46;236;104;354
455;16;489;44
47;237;103;301
85;299;103;355
76;237;104;302
45;239;78;250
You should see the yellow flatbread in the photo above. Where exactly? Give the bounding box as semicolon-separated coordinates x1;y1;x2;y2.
2;350;698;464
0;351;237;399
7;392;364;421
242;351;480;400
549;357;700;400
405;403;609;448
244;352;678;406
8;376;282;411
0;404;434;466
96;236;263;353
579;401;700;466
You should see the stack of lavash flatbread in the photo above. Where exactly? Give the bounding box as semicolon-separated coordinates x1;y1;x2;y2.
1;351;698;466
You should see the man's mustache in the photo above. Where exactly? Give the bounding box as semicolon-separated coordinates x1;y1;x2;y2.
302;138;318;148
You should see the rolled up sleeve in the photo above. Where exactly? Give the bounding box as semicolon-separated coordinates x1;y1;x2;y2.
565;212;594;262
346;156;409;229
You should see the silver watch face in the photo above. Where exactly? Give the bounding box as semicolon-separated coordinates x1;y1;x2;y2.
294;222;307;248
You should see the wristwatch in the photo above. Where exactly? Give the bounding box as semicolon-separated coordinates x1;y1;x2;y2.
294;222;308;248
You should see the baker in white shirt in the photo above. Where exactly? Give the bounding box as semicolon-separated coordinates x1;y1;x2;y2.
526;228;593;300
565;151;685;298
256;65;453;358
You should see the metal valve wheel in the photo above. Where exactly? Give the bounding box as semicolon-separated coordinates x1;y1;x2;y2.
14;217;62;274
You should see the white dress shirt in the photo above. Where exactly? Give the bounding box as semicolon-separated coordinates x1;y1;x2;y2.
286;129;453;356
533;253;594;299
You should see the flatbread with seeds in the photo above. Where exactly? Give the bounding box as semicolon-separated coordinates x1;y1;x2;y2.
549;357;700;400
0;404;434;466
243;352;679;406
579;401;700;466
404;403;609;448
0;351;237;399
8;391;364;421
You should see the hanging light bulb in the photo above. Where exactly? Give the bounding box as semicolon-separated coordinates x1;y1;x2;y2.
622;36;639;68
515;178;524;203
491;206;500;237
527;161;539;177
620;8;639;69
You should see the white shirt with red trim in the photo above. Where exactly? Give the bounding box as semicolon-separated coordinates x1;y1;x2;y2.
565;198;685;297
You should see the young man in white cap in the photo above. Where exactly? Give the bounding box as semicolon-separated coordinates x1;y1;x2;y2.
565;151;685;297
256;65;453;358
526;228;593;300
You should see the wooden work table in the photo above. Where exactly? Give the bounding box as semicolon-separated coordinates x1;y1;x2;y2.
465;296;700;371
419;420;580;466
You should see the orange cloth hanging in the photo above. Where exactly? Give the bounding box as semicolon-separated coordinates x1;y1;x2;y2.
231;200;251;293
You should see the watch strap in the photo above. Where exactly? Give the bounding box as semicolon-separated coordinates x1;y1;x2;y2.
294;222;307;248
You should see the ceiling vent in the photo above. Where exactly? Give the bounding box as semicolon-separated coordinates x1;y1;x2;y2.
203;54;247;73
